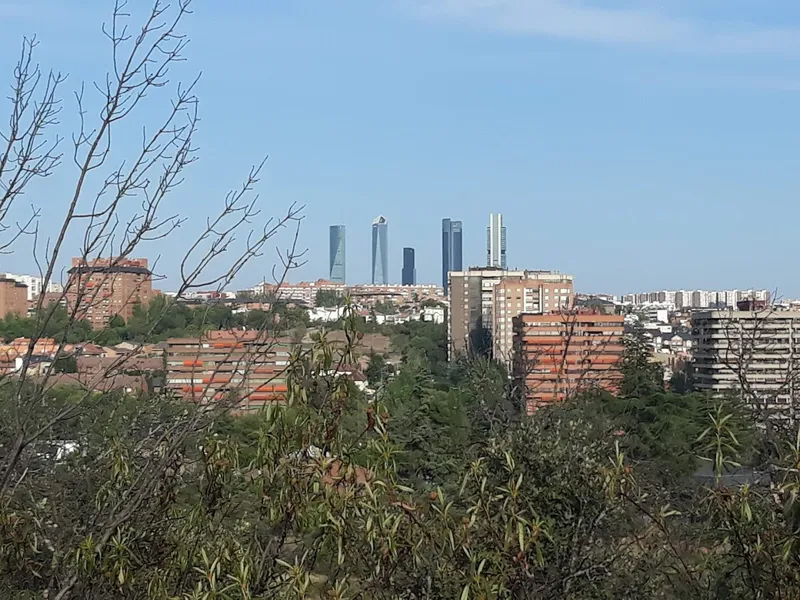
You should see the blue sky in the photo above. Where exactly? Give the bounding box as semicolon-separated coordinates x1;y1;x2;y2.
2;1;800;296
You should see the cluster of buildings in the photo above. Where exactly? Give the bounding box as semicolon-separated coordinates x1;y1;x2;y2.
0;260;155;330
251;279;443;307
622;289;770;309
618;294;800;416
688;302;800;415
0;336;162;392
0;210;798;419
329;217;395;286
327;212;507;290
445;266;625;412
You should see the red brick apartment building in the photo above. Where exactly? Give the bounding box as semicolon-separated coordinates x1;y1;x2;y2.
165;330;295;410
513;311;624;413
65;258;154;329
492;275;575;364
0;278;29;318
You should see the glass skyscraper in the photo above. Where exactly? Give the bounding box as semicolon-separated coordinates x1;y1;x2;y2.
401;247;416;286
371;216;388;285
441;218;463;295
329;225;346;284
487;213;507;269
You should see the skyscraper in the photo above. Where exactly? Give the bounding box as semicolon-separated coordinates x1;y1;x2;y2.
328;225;346;284
441;218;463;295
487;213;507;268
401;247;416;286
371;215;388;285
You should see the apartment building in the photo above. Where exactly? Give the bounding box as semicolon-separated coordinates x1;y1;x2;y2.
492;275;575;364
0;278;28;318
254;280;444;308
165;330;295;410
447;268;573;358
256;279;346;306
349;283;443;306
0;273;64;301
692;309;800;413
65;258;154;329
512;311;624;413
626;289;770;310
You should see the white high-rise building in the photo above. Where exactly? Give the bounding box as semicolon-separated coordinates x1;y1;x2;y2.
486;213;507;268
693;310;800;413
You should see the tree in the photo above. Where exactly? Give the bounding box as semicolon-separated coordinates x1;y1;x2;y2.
53;353;77;373
365;350;388;387
383;359;471;488
420;298;443;308
619;326;664;398
0;2;302;597
373;300;397;315
315;288;343;307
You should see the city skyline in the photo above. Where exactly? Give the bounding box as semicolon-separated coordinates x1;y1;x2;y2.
5;4;800;294
305;212;783;294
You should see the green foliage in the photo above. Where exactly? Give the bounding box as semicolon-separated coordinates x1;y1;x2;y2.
53;353;77;374
669;364;694;394
563;389;753;483
372;300;397;315
420;298;443;308
364;350;388;387
0;299;310;347
389;320;448;383
1;305;797;600
0;305;93;343
315;289;344;307
382;357;471;488
619;326;664;398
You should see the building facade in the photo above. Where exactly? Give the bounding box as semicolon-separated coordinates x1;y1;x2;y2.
492;274;575;364
447;268;573;359
0;278;28;318
441;218;463;295
1;274;39;300
401;247;416;286
328;225;346;284
486;213;507;269
254;280;442;307
371;216;388;285
348;283;442;306
692;310;800;414
0;273;63;300
166;330;294;410
624;289;770;309
256;279;345;307
513;311;624;413
65;258;154;329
